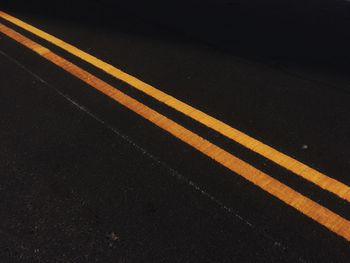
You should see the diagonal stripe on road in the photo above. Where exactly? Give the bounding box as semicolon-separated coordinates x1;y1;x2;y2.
1;22;350;242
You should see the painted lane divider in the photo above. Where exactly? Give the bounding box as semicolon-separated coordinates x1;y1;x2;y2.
1;11;349;203
1;23;350;241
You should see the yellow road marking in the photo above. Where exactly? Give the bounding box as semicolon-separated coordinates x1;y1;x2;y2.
1;11;349;203
1;22;350;241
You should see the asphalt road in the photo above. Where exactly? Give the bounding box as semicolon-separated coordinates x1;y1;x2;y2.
1;2;350;262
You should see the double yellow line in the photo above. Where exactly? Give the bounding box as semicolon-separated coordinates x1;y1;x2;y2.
1;11;350;241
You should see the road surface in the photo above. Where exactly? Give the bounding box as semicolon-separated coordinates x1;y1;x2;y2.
1;2;350;262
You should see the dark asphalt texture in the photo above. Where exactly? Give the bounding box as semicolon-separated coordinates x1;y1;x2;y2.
1;1;350;262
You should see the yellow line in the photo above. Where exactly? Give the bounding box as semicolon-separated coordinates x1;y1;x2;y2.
1;11;349;203
1;22;350;242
